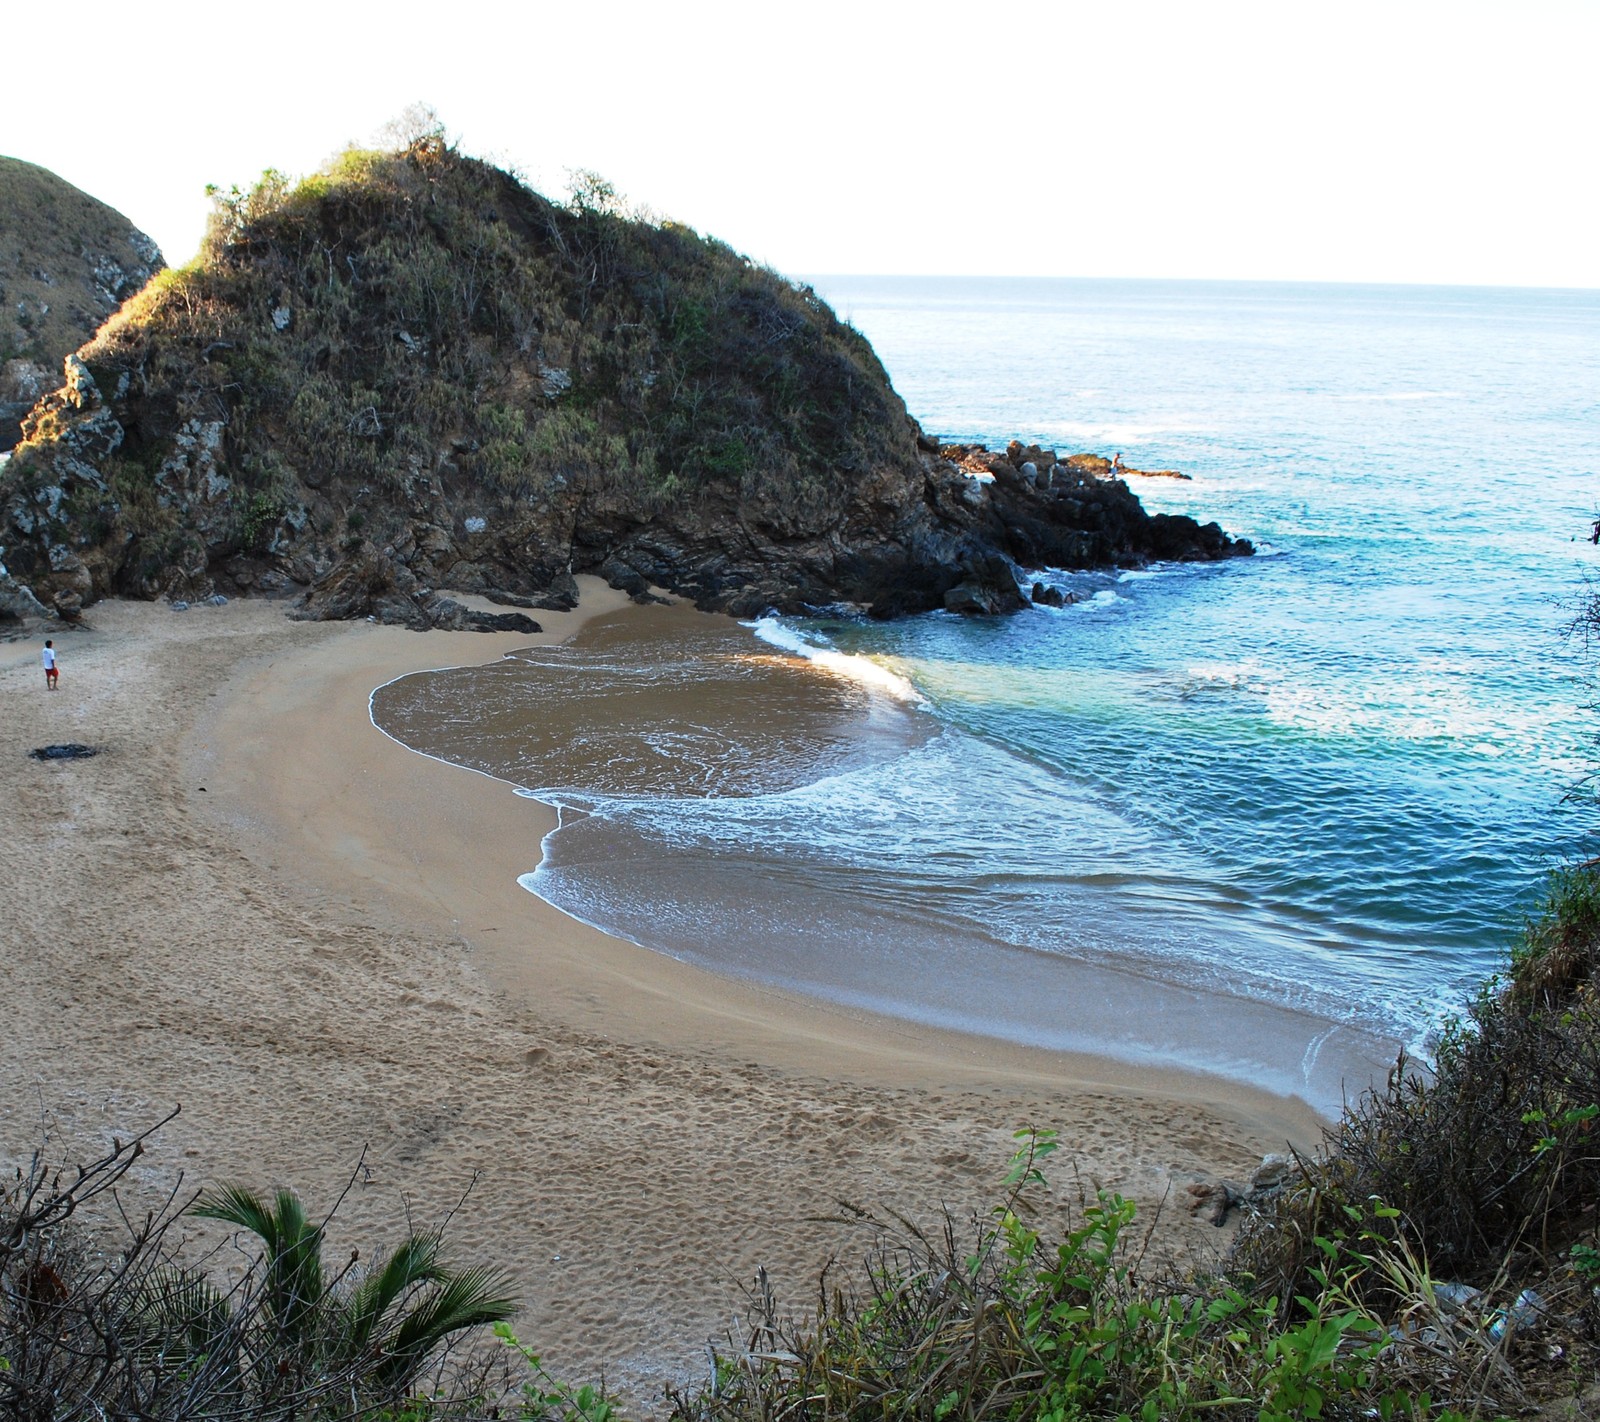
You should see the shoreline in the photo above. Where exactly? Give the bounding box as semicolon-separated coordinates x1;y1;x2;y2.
2;587;1326;1403
230;584;1334;1105
369;595;1396;1113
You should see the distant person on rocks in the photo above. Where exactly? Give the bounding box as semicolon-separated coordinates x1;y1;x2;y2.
42;639;59;690
1110;452;1124;475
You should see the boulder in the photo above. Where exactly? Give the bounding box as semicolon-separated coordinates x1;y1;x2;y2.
0;572;52;623
1184;1181;1240;1227
944;554;1026;615
1248;1154;1297;1195
425;595;541;634
63;354;98;409
463;609;541;634
484;586;539;609
293;546;400;622
530;572;580;611
599;556;650;598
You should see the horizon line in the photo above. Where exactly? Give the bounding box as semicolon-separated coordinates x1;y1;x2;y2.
799;272;1600;295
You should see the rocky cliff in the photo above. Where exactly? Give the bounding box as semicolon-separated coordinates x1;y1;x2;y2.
0;157;164;450
0;138;1247;628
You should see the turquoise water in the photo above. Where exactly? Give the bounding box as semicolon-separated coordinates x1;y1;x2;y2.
377;278;1600;1106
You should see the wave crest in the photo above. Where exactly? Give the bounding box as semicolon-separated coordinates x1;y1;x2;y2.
747;617;924;704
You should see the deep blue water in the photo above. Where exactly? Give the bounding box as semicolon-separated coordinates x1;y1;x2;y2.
376;278;1600;1105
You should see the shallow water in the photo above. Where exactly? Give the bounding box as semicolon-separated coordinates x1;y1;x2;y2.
373;278;1600;1110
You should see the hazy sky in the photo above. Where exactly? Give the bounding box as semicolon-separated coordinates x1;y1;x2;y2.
4;0;1595;288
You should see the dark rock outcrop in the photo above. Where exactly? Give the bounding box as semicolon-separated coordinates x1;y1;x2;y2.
0;141;1248;627
1185;1153;1303;1227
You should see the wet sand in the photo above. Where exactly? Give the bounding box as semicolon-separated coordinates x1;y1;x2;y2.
375;599;1397;1111
0;584;1327;1406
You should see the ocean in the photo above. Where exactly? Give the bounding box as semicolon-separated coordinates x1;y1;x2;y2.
372;277;1600;1111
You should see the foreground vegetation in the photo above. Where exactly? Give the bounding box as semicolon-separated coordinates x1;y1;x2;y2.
5;866;1597;1419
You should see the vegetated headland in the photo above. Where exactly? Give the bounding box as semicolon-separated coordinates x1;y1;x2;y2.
0;131;1244;630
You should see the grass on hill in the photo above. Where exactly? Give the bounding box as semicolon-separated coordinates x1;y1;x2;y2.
0;155;162;372
26;131;914;590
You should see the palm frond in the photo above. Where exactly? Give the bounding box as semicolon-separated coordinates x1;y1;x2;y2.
344;1230;444;1354
193;1184;327;1338
375;1263;518;1390
193;1183;277;1243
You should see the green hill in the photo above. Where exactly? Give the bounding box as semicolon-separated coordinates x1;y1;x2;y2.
0;136;1244;626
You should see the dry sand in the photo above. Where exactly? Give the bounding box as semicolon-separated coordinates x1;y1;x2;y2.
0;586;1326;1405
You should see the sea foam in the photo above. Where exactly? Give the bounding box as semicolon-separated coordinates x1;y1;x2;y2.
747;617;924;704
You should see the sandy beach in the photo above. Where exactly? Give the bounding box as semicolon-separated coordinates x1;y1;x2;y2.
0;586;1325;1404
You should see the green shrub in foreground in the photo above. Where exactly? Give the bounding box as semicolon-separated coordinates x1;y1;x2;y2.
664;1131;1493;1422
1233;862;1600;1320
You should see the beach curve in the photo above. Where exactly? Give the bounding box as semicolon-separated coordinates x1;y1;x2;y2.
1;582;1324;1404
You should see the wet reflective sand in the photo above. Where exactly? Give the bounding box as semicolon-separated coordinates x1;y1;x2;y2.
372;600;1398;1112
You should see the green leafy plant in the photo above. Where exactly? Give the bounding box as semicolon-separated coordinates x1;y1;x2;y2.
239;490;283;551
496;1322;616;1422
188;1182;517;1403
1571;1242;1600;1281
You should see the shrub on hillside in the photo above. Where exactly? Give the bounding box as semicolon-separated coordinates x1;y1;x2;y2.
1233;866;1600;1301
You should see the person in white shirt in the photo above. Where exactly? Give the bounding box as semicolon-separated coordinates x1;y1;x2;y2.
42;639;59;690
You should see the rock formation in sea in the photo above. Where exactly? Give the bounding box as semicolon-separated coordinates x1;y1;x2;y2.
0;137;1247;628
0;157;165;452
